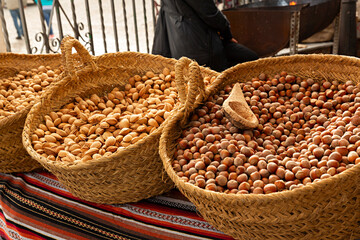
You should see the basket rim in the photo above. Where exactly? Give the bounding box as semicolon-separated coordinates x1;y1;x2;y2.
0;104;32;128
215;53;360;81
160;53;360;203
22;52;219;171
0;52;62;59
221;53;360;73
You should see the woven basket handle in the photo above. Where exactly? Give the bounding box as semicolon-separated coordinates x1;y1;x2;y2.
60;36;97;79
175;57;206;112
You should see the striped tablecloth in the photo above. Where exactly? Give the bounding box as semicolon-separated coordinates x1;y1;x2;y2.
0;171;233;240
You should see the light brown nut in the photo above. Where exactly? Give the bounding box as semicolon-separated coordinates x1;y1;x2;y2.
56;129;68;137
95;127;105;135
58;150;68;158
102;107;113;115
123;134;133;143
90;141;102;149
84;148;99;156
60;114;71;123
90;94;101;105
34;129;45;137
44;135;57;143
53;118;62;126
102;131;113;140
148;118;159;128
79;113;88;122
155;115;164;124
105;117;117;125
129;114;141;123
73;119;84;127
49;112;58;121
137;125;147;132
68;143;81;152
51;133;63;141
81;155;93;162
66;152;76;162
88;113;106;124
71;148;82;156
119;128;131;136
100;122;110;129
93;154;102;159
118;118;130;129
106;146;118;153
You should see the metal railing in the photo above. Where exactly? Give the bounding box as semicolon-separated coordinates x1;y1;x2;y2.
0;0;160;55
0;0;245;55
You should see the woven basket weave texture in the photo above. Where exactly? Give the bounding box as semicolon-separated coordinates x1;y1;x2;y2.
23;37;219;204
0;53;62;173
160;54;360;240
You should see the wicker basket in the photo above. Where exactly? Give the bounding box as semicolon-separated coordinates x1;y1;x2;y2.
0;53;63;173
22;37;219;204
159;54;360;240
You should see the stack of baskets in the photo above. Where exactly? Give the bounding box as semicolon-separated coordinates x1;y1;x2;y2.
159;54;360;239
0;53;62;173
22;37;219;204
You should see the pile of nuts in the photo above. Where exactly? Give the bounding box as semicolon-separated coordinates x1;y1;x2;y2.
31;68;216;163
173;72;360;194
0;66;62;120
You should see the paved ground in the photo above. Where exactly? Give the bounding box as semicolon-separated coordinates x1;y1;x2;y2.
3;0;157;55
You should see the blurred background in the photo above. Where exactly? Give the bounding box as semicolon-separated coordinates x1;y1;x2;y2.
0;0;358;57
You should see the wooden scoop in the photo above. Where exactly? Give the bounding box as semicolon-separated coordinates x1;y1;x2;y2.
223;83;259;129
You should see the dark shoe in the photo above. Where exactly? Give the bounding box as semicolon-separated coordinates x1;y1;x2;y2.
16;36;21;40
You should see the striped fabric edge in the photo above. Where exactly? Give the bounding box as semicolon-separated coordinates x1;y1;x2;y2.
16;173;227;237
18;172;230;236
0;209;49;240
0;177;135;240
0;172;233;240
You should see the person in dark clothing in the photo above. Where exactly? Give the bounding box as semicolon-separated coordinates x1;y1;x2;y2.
152;0;259;72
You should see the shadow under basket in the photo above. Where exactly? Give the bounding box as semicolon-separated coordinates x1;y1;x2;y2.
159;54;360;240
22;37;219;204
0;53;63;173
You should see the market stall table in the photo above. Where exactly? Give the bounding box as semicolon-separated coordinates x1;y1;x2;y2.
0;171;232;240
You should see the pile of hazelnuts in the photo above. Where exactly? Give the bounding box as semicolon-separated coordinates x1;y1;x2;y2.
173;72;360;194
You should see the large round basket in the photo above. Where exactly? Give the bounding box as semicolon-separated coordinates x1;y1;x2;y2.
0;53;62;173
22;37;219;204
159;54;360;240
